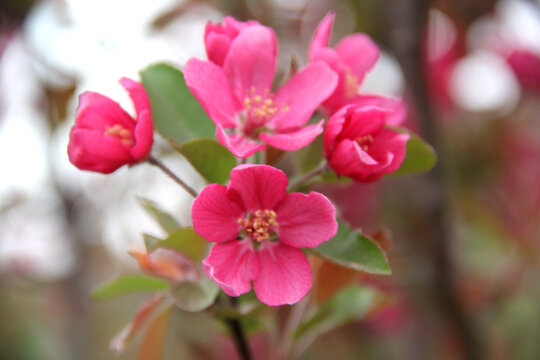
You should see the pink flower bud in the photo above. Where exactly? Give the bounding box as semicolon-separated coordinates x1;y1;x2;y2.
204;16;260;66
67;78;153;174
324;104;410;182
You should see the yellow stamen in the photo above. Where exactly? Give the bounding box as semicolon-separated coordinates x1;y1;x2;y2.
356;134;374;152
104;124;134;146
238;208;279;243
345;68;360;98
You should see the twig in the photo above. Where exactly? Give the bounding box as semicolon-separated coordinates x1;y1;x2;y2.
224;296;253;360
288;161;328;191
146;156;198;198
280;296;309;360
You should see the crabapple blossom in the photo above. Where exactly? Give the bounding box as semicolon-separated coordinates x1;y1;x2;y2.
310;13;408;126
184;23;338;158
191;164;338;306
67;78;153;173
324;104;409;182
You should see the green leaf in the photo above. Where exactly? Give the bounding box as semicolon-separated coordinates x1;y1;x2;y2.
295;285;377;340
91;275;170;301
138;197;180;234
297;135;324;174
390;126;437;176
143;233;161;252
170;277;219;312
313;221;391;275
140;63;214;144
173;139;236;185
147;227;207;261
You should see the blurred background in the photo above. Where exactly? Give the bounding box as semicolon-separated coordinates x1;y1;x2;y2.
1;0;539;359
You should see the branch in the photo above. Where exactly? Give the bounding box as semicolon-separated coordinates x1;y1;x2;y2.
146;156;198;198
381;0;481;359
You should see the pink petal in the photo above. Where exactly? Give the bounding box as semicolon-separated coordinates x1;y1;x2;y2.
368;129;410;174
270;62;338;130
259;121;324;151
183;58;241;128
329;139;392;182
275;192;337;248
205;17;260;66
227;164;288;212
67;128;132;174
75;92;135;132
191;184;244;243
310;12;335;55
205;30;232;66
339;105;387;141
350;95;407;126
223;25;278;101
323;104;351;156
253;242;312;306
119;77;151;122
203;240;259;296
130;109;153;161
215;125;266;158
335;34;379;81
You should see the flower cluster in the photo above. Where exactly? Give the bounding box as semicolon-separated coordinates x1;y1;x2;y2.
66;12;416;307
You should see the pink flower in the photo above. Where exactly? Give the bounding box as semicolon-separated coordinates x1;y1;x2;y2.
205;16;260;66
67;78;153;174
324;104;410;182
191;164;338;306
309;12;381;113
184;24;338;158
506;49;540;93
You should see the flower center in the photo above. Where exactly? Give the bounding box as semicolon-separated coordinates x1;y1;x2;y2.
104;124;134;146
237;209;279;243
241;88;289;136
344;68;360;98
356;134;374;151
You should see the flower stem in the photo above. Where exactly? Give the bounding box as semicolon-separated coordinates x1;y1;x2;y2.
224;296;253;360
288;160;328;191
146;156;198;198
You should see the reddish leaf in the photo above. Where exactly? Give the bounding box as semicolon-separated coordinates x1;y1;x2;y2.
129;248;199;282
313;258;358;304
137;307;172;360
110;294;166;354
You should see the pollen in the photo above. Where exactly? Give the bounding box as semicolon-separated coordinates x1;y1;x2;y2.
345;68;360;98
237;209;279;243
104;124;134;146
242;89;290;132
356;134;374;151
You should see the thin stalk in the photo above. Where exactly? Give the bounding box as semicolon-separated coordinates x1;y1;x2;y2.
288;160;328;191
224;296;253;360
146;156;198;198
280;297;309;360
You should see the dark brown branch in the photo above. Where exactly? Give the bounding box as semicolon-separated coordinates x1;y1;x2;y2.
224;296;253;360
381;1;481;359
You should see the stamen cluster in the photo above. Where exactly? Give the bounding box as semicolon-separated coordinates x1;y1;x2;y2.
105;124;134;146
242;88;289;135
238;209;279;242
